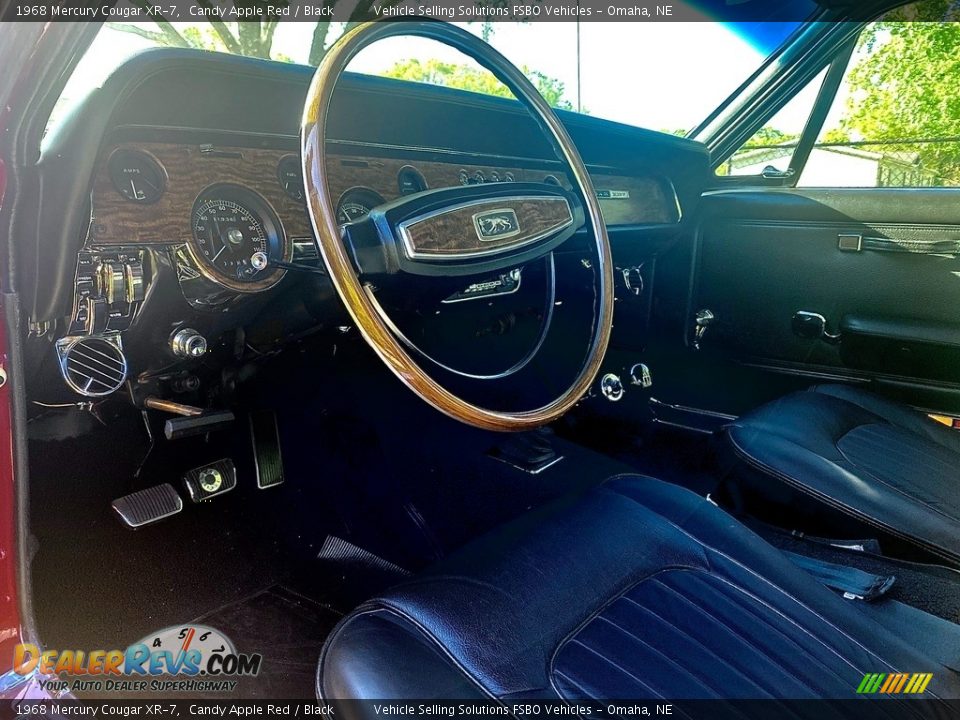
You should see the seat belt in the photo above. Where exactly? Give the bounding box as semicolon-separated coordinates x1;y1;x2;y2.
784;551;896;601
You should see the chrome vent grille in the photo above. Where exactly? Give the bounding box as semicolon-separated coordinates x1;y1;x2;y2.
56;335;128;397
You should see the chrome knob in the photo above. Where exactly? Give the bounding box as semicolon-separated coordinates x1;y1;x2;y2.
600;373;624;402
171;328;207;359
629;363;653;388
250;251;268;272
98;262;126;305
124;259;145;303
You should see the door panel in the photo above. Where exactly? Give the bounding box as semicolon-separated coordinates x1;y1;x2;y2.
687;188;960;414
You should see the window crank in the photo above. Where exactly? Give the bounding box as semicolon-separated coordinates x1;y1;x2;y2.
620;265;644;296
693;309;714;350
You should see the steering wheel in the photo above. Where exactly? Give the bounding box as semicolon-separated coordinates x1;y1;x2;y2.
301;21;613;432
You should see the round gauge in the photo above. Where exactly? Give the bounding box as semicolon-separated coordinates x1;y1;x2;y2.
397;165;427;195
189;184;287;292
277;154;305;202
336;188;386;224
108;149;166;203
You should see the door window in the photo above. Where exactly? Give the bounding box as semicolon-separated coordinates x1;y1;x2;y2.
798;15;960;187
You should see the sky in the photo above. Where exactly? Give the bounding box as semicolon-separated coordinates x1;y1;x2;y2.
56;20;780;135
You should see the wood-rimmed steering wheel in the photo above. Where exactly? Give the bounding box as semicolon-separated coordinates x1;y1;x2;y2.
301;20;613;432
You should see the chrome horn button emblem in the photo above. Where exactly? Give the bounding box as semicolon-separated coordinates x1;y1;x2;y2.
473;208;521;241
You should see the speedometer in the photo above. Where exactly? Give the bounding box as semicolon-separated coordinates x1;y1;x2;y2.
188;185;288;292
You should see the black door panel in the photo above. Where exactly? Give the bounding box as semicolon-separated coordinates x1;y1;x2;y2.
685;188;960;414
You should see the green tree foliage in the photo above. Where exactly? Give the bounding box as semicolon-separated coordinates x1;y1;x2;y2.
835;4;960;183
381;58;576;110
743;127;799;148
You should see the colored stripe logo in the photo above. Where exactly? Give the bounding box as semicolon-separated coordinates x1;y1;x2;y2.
857;672;933;694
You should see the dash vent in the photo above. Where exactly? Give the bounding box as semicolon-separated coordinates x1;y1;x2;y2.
56;334;128;397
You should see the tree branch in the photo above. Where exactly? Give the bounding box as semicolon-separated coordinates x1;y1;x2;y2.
194;0;243;54
238;20;263;56
106;22;182;46
309;20;332;65
262;19;279;53
123;0;192;47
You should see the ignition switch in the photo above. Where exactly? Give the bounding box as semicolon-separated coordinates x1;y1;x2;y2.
171;328;208;358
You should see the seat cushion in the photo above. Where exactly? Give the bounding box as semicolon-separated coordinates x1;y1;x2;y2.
723;384;960;565
318;475;960;707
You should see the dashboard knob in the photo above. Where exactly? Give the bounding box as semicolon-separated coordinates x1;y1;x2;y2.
171;328;208;359
250;251;269;272
97;262;126;305
600;373;625;402
85;297;108;335
124;259;145;303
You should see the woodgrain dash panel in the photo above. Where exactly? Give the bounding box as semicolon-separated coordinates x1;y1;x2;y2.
592;175;678;226
325;154;679;226
400;197;573;259
324;155;542;205
89;141;679;250
89;143;313;246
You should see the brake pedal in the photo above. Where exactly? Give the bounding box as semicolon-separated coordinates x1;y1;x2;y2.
112;483;183;528
249;410;284;489
182;459;237;503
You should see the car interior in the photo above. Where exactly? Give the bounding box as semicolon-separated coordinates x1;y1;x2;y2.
5;0;960;708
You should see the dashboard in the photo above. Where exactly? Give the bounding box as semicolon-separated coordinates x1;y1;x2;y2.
23;48;710;406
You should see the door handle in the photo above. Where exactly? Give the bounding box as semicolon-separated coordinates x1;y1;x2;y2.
792;311;841;344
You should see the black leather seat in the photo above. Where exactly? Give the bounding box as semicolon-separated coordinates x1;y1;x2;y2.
722;385;960;566
318;475;959;705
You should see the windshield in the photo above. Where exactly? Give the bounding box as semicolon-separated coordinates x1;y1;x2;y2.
53;17;804;135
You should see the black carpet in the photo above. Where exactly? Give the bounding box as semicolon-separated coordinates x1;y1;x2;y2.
563;419;721;498
194;586;341;699
27;403;293;652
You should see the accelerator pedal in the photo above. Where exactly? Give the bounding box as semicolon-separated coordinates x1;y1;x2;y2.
249;410;285;489
111;483;183;529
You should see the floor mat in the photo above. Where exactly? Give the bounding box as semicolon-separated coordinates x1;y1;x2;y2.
194;585;342;698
